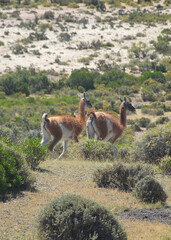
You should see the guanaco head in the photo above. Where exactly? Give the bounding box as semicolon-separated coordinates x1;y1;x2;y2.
78;92;92;108
119;97;135;112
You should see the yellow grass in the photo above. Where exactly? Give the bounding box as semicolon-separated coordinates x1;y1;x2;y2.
0;158;170;240
124;221;171;240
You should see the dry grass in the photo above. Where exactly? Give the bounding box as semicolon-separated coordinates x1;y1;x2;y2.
0;157;170;240
123;220;171;240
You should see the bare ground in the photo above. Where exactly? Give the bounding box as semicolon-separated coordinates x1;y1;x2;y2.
116;207;171;225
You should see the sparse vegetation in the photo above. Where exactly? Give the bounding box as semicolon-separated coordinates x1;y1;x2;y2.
0;2;171;240
151;35;171;55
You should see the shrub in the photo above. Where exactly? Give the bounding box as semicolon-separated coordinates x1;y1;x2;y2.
50;0;82;5
0;125;24;144
158;156;171;175
141;88;156;101
0;140;35;199
135;122;171;164
136;117;151;128
69;70;94;91
11;43;27;55
93;163;152;192
43;11;54;19
155;116;169;125
35;194;127;240
59;32;71;41
139;71;166;84
152;35;171;55
134;176;167;203
0;12;8;19
80;139;114;161
128;42;149;59
0;41;4;46
146;122;156;129
0;67;52;95
95;69;137;89
165;93;171;100
20;138;47;170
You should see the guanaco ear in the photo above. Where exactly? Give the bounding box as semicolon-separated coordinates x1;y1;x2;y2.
77;93;82;100
124;97;127;104
83;92;86;100
119;96;123;102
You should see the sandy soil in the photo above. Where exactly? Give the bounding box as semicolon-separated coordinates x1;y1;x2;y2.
0;3;170;76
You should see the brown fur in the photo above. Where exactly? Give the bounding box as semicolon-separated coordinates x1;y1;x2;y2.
41;99;87;152
86;102;126;144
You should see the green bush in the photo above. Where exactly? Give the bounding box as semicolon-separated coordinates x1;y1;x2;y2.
11;43;27;55
128;42;149;59
155;116;170;125
0;41;4;46
0;12;8;19
0;140;35;199
43;11;54;19
35;194;127;240
50;0;82;5
136;117;151;128
123;10;170;25
134;176;167;203
152;35;171;55
0;125;25;144
59;32;71;41
158;156;171;175
141;102;166;116
135;122;171;163
165;93;171;100
139;71;166;84
80;139;114;161
69;70;94;91
95;69;137;89
0;67;53;95
93;163;152;192
20;138;47;170
141;88;156;101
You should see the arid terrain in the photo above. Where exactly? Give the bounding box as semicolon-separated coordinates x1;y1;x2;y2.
0;1;171;240
0;3;170;76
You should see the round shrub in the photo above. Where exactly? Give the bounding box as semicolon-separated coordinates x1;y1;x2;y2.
0;140;35;199
43;11;54;19
135;122;171;163
93;163;152;192
69;70;94;91
35;194;127;240
136;117;151;128
80;139;114;161
134;176;167;203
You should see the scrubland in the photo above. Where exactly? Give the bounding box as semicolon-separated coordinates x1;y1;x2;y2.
0;0;171;240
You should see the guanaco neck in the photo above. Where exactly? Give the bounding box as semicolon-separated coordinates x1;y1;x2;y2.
78;99;85;123
119;103;127;128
